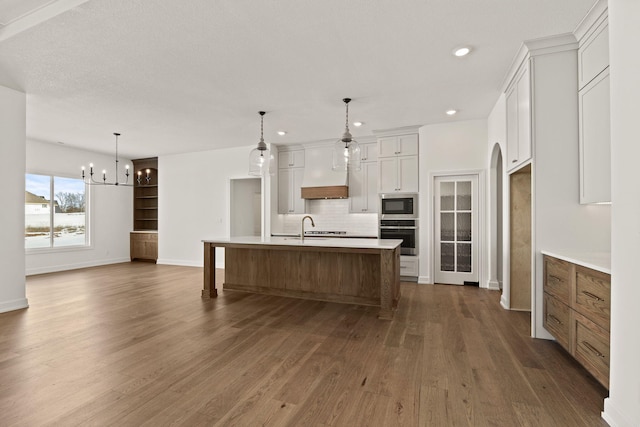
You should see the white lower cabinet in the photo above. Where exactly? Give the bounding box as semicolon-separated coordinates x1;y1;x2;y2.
349;161;378;213
278;168;305;214
400;256;419;277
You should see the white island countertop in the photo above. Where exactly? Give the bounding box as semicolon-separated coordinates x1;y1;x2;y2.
541;250;611;274
203;236;402;250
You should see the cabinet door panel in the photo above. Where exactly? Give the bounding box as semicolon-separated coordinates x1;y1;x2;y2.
378;137;399;158
398;156;418;192
379;158;398;192
278;169;292;213
516;65;531;163
398;134;419;156
292;168;305;213
579;21;609;89
365;162;379;212
579;70;611;204
506;86;519;166
349;167;366;212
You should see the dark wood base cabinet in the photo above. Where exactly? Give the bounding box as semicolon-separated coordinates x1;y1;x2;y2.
130;232;158;262
543;254;610;388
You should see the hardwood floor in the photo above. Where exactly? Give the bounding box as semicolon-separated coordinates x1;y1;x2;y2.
1;263;608;426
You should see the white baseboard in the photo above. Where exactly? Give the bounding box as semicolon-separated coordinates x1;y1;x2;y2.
0;297;29;314
417;275;433;284
603;397;636;427
486;280;501;290
156;259;204;268
500;294;509;309
26;257;130;276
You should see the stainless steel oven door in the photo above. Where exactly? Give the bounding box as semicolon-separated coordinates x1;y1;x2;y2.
379;226;418;255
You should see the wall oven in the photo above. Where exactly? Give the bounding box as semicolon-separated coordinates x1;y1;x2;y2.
380;193;418;219
379;219;418;256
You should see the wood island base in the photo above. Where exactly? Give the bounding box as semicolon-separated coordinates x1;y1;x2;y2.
202;239;401;319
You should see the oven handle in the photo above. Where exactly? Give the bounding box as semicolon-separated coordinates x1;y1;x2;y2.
380;226;418;230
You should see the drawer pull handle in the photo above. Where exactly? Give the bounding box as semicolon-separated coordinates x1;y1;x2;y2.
582;291;603;302
548;314;562;325
582;341;605;358
548;274;563;282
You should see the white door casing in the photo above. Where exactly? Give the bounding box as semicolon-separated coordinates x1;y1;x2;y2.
434;174;479;285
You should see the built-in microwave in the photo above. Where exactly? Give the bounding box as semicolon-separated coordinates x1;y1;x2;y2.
380;193;418;219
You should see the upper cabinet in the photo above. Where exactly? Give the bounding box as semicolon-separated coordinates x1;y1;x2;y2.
278;149;305;169
377;133;419;193
577;9;610;204
359;142;378;163
378;134;419;158
506;61;532;172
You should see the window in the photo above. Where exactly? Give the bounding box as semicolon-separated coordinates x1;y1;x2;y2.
25;174;88;249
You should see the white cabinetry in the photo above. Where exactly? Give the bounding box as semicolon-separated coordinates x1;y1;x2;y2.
578;12;610;204
278;150;304;169
278;149;305;214
400;256;419;277
506;62;532;172
349;160;378;213
378;134;419;193
360;142;378;162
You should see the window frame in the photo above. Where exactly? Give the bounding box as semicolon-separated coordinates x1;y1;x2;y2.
25;171;92;253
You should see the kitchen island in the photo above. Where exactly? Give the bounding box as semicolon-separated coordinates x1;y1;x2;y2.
202;236;402;319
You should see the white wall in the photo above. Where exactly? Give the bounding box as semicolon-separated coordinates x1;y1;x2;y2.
603;1;640;425
25;140;132;274
487;94;507;292
158;144;263;268
0;85;27;313
418;119;488;285
530;50;611;339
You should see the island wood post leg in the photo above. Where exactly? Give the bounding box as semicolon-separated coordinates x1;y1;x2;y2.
378;248;395;320
202;243;218;298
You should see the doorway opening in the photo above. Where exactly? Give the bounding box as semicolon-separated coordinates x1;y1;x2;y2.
230;178;262;237
509;164;531;311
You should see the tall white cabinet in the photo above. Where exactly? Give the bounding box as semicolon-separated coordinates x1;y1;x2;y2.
349;142;379;213
277;149;305;214
577;9;610;204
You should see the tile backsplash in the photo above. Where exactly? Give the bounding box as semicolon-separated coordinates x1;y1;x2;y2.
278;199;378;236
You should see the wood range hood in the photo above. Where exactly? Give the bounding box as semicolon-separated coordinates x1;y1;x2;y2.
301;185;348;200
300;146;349;199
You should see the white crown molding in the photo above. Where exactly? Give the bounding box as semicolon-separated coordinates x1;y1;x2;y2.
372;125;422;138
574;0;608;43
0;0;90;42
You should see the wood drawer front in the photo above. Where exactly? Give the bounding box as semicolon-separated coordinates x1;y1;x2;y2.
543;293;571;350
573;311;610;388
574;265;610;330
131;233;157;242
543;256;571;304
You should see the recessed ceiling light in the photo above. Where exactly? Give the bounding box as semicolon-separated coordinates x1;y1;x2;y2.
353;121;364;127
277;131;287;136
446;109;457;116
453;46;471;57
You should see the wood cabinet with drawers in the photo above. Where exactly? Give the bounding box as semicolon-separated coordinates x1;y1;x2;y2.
542;254;610;388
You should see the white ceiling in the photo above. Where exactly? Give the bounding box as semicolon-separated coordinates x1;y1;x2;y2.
0;0;596;159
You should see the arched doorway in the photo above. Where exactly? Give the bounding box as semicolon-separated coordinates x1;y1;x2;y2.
489;143;504;294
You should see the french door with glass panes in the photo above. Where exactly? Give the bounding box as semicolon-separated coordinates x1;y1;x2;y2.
434;175;479;285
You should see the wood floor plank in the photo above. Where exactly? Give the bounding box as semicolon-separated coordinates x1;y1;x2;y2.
0;263;609;426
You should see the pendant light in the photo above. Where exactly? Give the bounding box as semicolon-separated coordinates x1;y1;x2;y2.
81;133;132;186
332;98;361;172
248;111;273;176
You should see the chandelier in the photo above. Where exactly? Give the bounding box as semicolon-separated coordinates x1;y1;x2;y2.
248;111;273;176
81;133;136;186
331;98;361;172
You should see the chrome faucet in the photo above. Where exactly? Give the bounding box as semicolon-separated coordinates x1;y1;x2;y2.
301;215;315;241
